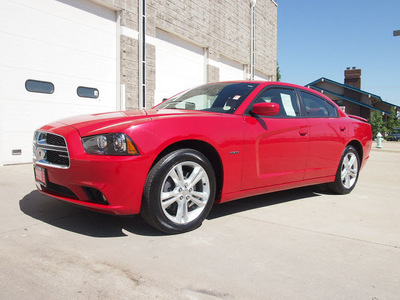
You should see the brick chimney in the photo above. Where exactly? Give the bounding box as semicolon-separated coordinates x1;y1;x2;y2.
344;67;361;89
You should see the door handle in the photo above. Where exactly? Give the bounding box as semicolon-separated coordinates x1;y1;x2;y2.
340;126;346;131
299;130;308;136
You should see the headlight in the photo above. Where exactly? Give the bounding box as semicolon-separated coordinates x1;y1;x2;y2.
82;133;139;156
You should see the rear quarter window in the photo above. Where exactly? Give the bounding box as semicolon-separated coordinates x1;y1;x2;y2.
325;100;338;117
300;91;338;118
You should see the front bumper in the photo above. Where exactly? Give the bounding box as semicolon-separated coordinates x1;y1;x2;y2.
34;124;154;215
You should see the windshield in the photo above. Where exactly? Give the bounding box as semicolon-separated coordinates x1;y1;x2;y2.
156;82;259;114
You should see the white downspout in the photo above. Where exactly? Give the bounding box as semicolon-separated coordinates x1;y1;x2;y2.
138;0;146;108
250;0;256;80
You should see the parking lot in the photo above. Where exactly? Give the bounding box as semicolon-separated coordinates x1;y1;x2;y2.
1;141;399;299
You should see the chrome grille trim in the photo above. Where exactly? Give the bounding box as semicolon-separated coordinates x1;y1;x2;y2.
33;131;70;169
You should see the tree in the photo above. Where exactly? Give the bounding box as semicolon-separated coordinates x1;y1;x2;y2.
370;110;386;138
387;106;400;133
276;62;281;82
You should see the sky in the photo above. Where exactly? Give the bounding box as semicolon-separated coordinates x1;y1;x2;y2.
276;0;400;106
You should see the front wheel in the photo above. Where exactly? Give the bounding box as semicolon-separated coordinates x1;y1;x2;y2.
141;149;216;234
328;145;360;194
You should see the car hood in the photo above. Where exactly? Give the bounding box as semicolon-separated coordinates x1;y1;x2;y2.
56;109;220;136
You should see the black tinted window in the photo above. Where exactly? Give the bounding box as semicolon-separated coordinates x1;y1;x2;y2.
301;92;330;117
25;79;54;94
77;86;99;98
325;100;338;117
157;82;259;114
255;88;300;117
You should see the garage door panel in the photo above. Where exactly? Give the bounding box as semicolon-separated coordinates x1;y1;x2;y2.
255;70;270;81
3;0;116;59
0;0;118;165
1;34;115;84
156;30;204;56
2;100;110;133
0;66;114;108
1;132;33;164
154;30;205;104
219;56;244;82
53;0;117;29
1;98;117;164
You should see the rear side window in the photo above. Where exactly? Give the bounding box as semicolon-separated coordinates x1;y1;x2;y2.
255;87;300;117
25;79;54;94
325;101;338;117
300;91;337;117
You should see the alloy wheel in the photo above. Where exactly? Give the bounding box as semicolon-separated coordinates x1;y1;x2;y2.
340;152;358;189
160;161;210;224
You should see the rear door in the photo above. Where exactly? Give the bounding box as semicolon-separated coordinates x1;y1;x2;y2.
299;91;348;179
241;87;309;190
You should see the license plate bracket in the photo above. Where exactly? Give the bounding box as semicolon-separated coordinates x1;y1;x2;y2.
34;166;47;187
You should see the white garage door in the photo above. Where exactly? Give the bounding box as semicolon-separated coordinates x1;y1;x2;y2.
219;56;244;82
154;30;205;105
255;70;270;81
0;0;118;165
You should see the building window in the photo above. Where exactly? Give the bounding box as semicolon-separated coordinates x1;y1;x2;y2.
25;79;54;94
77;86;99;99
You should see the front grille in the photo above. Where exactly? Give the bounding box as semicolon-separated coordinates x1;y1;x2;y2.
33;131;70;168
43;182;78;200
46;133;66;146
46;150;69;166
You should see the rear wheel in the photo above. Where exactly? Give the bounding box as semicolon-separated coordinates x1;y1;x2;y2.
141;149;216;234
328;145;360;194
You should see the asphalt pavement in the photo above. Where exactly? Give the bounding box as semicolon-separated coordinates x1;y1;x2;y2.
1;141;399;299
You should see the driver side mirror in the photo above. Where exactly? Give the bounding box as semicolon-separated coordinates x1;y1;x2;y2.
251;102;279;116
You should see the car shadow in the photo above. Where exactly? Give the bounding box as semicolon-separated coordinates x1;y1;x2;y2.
19;190;163;237
20;186;323;237
208;186;322;220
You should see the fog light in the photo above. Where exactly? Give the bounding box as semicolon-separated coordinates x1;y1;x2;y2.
83;187;109;205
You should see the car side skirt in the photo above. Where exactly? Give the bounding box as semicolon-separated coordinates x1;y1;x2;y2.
218;176;335;203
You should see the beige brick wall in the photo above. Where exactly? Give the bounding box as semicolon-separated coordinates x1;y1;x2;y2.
98;0;277;108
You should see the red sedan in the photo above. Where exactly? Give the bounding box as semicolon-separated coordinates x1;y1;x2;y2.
33;81;372;233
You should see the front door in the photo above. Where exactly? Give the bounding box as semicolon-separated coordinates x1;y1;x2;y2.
241;87;309;190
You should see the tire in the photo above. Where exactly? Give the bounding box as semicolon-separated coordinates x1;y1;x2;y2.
141;149;216;234
328;145;360;194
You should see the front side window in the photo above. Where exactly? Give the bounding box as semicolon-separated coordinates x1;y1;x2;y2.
301;91;332;118
157;82;259;114
254;87;300;117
